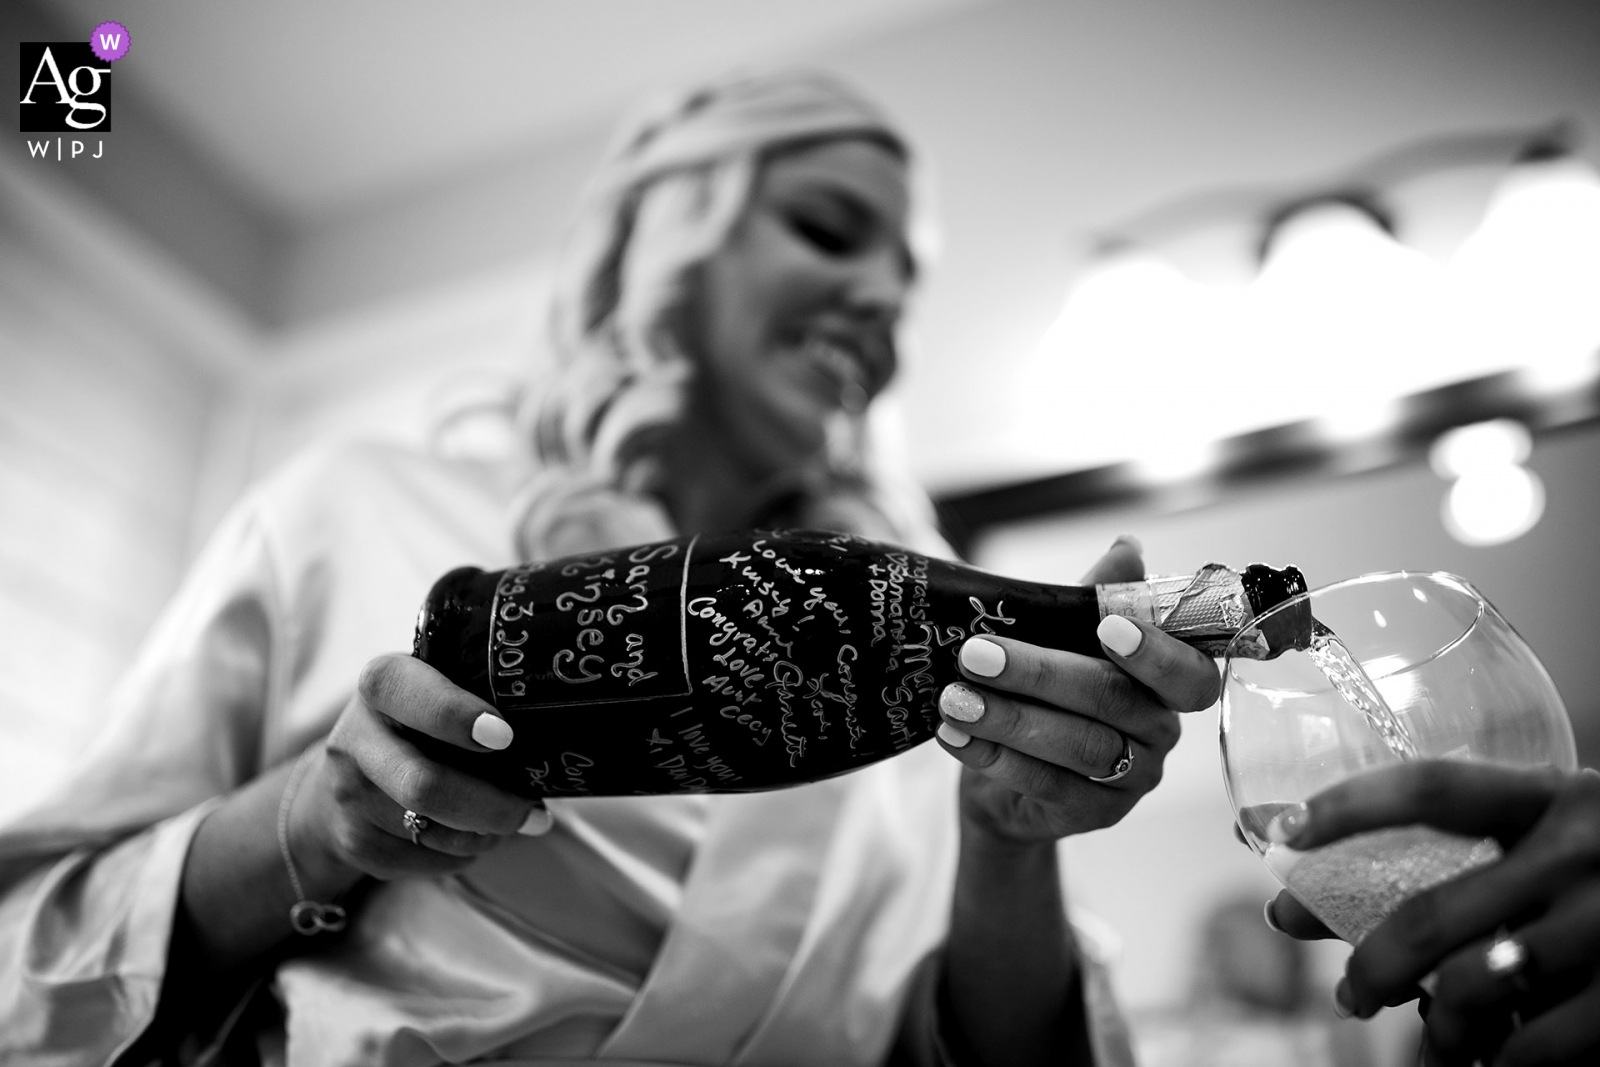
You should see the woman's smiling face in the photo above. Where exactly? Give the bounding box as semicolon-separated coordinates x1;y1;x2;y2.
682;136;914;479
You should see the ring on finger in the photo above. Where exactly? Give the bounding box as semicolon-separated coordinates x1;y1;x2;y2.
402;809;431;846
1485;928;1532;993
1086;735;1135;784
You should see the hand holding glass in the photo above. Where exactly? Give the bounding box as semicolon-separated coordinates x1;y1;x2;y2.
1221;572;1578;944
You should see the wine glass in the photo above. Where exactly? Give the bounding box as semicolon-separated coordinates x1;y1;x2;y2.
1221;571;1578;944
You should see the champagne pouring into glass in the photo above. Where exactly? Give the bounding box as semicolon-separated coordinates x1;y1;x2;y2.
1222;571;1578;946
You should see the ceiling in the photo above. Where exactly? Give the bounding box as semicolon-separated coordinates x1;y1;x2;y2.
50;0;990;216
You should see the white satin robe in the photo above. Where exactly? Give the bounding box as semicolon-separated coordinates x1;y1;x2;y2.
0;442;1135;1066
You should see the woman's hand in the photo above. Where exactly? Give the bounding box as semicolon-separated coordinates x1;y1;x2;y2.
1265;761;1600;1067
935;539;1220;844
297;653;550;883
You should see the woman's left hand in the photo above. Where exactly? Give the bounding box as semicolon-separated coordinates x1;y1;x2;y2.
936;539;1221;844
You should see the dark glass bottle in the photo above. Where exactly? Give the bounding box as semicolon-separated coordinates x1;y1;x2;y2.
412;529;1309;798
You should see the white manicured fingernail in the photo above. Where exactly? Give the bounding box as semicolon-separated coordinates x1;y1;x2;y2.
1262;899;1286;935
1097;614;1143;658
960;637;1006;678
937;722;972;748
939;682;985;723
518;805;553;836
472;712;514;750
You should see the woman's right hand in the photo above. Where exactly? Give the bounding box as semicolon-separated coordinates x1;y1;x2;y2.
300;653;550;882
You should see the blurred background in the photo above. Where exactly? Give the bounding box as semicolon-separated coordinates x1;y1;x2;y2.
4;1;1598;1060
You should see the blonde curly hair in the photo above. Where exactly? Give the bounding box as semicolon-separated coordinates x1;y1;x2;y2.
511;70;945;562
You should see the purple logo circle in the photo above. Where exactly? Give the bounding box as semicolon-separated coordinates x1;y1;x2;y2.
90;21;130;63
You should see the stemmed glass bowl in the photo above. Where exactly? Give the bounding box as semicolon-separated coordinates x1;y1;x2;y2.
1221;571;1578;944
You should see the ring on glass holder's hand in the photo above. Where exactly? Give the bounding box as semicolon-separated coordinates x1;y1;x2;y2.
1486;929;1532;993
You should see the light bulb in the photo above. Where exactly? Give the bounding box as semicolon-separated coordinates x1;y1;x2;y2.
1428;419;1532;479
1441;464;1545;546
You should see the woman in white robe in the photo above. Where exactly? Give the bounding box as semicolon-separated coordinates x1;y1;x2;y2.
0;71;1219;1066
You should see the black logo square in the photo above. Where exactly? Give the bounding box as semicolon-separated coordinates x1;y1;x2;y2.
19;42;112;133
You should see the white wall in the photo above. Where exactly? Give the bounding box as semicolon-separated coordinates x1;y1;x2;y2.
197;258;553;539
0;157;551;817
0;161;248;810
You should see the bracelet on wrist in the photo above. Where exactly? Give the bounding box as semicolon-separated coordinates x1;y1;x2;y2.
277;744;348;936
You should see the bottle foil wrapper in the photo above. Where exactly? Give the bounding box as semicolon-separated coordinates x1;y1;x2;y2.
1097;564;1272;659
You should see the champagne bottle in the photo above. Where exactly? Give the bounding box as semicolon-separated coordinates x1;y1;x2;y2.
412;528;1309;797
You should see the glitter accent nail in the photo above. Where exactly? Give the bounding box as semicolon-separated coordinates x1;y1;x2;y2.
939;683;985;723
